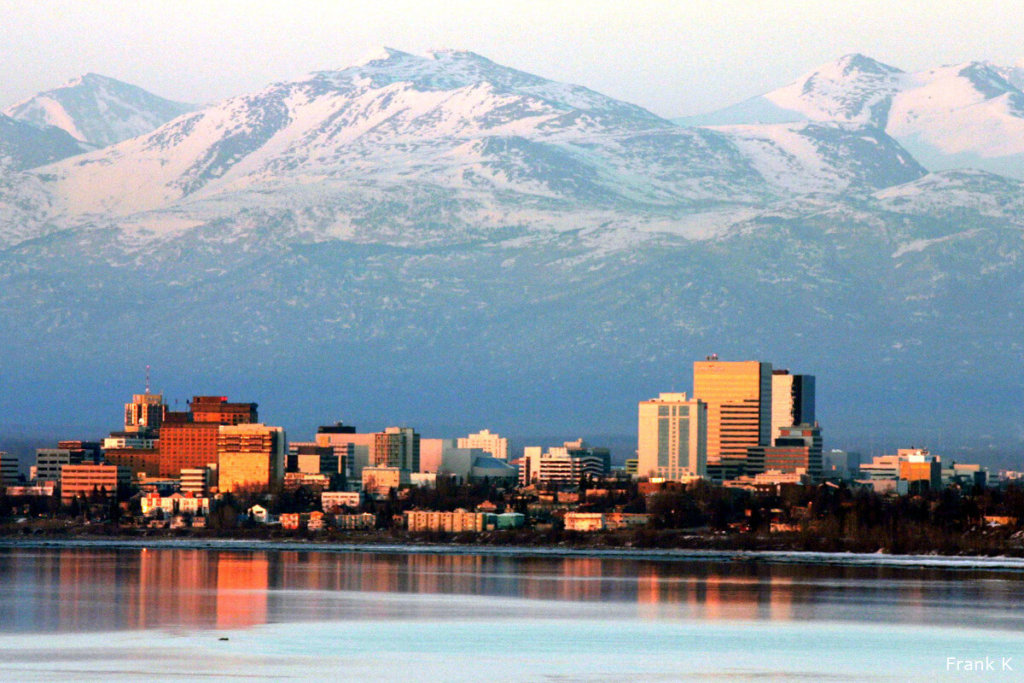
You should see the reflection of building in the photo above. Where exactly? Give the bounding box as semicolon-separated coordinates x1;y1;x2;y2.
217;424;285;494
637;392;707;481
457;429;509;461
216;552;268;629
693;358;772;473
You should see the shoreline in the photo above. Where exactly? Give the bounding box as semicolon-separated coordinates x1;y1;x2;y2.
4;536;1024;571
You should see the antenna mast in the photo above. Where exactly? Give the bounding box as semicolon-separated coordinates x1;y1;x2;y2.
145;365;151;394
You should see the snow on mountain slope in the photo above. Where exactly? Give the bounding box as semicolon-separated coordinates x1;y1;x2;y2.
704;122;924;194
0;113;87;171
34;49;929;233
683;54;1024;178
4;73;193;148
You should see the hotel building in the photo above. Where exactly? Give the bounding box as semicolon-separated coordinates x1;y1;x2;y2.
636;392;707;481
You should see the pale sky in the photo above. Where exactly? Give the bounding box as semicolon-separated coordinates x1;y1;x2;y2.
2;0;1022;118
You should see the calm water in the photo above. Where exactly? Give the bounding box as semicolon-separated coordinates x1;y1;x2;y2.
1;543;1022;681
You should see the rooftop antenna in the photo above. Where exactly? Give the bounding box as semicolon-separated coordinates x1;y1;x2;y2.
145;365;151;394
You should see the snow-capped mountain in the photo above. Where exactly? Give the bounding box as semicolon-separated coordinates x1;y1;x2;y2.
35;48;923;225
680;54;1024;179
1;50;1023;460
4;73;192;148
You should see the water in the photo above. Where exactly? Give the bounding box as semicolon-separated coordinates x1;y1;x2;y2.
1;542;1022;681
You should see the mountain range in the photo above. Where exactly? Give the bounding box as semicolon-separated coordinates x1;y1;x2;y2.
1;50;1022;464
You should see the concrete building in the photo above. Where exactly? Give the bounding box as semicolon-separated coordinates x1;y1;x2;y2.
457;429;509;461
693;358;773;473
637;392;707;481
822;449;862;481
361;466;410;496
405;509;495;532
104;447;161;479
286;444;339;475
35;448;79;484
189;396;258;425
770;370;815;442
180;467;213;496
0;452;19;486
321;491;363;510
60;463;130;503
315;423;376;481
518;439;610;486
158;422;219;478
217;424;285;494
372;427;420;471
746;423;823;478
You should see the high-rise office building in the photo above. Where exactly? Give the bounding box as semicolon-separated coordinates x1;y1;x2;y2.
636;392;707;481
372;427;420;471
157;395;258;478
124;392;165;433
770;370;816;441
692;358;772;472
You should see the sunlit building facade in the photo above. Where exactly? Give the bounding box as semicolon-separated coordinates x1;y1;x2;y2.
637;392;707;481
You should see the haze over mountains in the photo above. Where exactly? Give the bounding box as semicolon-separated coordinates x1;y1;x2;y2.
1;50;1022;464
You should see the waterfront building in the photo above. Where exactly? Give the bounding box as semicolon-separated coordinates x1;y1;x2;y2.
518;439;611;486
457;429;509;461
636;392;707;481
60;463;130;503
336;512;377;530
0;452;19;486
564;512;651;532
404;509;495;532
216;424;285;494
692;358;772;473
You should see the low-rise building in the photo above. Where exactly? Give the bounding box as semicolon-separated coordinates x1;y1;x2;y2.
362;466;410;496
60;464;130;503
404;509;495;532
336;512;377;530
321;491;363;510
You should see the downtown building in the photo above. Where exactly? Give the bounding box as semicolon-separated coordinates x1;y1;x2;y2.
692;357;773;480
217;423;286;494
636;392;707;481
457;429;509;461
519;439;610;486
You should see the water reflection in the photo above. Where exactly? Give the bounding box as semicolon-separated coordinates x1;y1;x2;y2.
1;547;1022;633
